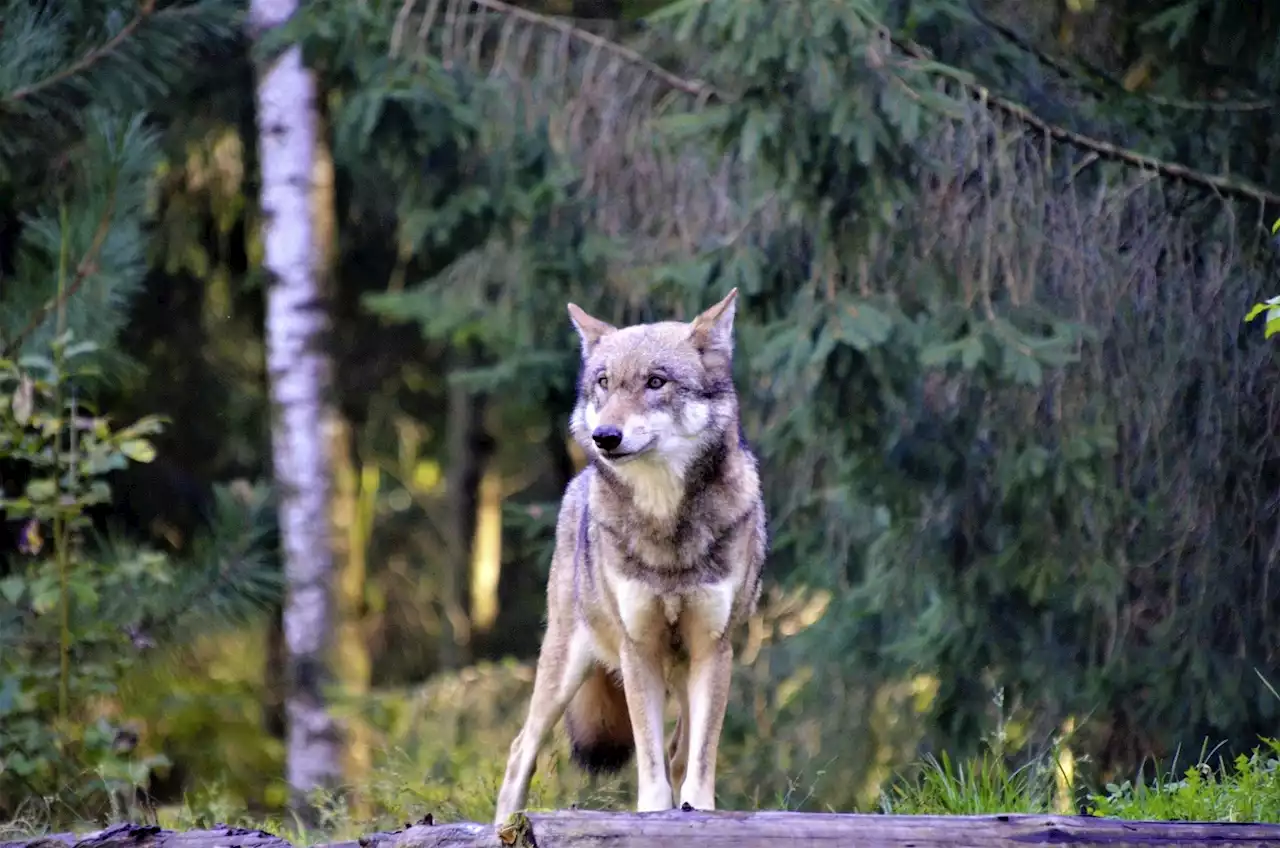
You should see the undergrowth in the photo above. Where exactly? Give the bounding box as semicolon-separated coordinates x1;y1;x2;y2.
6;737;1279;841
881;738;1280;824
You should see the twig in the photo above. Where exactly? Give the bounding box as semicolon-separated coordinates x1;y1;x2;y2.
436;0;714;99
889;36;1280;211
5;0;158;105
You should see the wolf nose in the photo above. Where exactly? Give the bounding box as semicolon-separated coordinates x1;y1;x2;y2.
591;425;623;452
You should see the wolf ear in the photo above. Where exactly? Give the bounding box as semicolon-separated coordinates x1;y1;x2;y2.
567;303;617;356
689;288;738;359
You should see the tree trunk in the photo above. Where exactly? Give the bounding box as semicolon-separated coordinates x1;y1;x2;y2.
249;0;341;824
439;362;491;671
311;91;376;819
330;416;378;818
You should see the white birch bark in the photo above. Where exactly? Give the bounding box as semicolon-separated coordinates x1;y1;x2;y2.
249;0;341;818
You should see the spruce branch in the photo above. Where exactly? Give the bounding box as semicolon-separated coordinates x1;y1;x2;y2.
406;0;1279;222
888;34;1280;211
404;0;712;98
967;1;1276;114
391;0;745;260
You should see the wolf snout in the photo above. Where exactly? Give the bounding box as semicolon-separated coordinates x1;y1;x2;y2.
592;425;624;452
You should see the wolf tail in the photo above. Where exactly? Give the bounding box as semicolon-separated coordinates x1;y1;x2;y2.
563;664;634;774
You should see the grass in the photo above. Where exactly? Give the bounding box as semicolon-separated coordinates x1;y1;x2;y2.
6;737;1278;844
881;738;1280;824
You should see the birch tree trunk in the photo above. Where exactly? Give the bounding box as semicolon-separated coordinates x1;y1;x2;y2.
249;0;342;823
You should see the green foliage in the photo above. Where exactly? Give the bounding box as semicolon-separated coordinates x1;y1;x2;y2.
654;0;954;233
880;737;1280;822
881;750;1056;815
1244;218;1280;340
0;0;244;367
272;0;1280;800
1088;740;1280;824
0;287;278;826
283;0;611;416
0;112;161;364
37;0;1268;820
0;333;171;816
0;0;244;181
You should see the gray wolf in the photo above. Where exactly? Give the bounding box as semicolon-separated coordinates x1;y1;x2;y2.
493;288;768;824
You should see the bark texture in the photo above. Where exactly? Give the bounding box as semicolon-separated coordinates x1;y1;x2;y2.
250;0;342;821
10;814;1280;848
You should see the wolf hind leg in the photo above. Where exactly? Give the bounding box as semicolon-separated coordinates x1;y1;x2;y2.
493;620;594;825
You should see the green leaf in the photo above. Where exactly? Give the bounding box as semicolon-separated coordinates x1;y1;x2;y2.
0;676;18;716
119;438;157;463
116;415;167;440
63;340;101;360
31;583;61;615
7;752;34;776
25;478;58;501
12;375;34;426
16;354;55;378
70;579;100;610
1244;301;1273;322
0;576;25;605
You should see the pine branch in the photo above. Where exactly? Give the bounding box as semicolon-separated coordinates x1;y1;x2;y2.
0;0;242;177
99;481;282;647
0;189;116;358
6;0;158;105
0;110;162;365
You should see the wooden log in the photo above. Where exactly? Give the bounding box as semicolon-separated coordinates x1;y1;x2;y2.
0;824;297;848
8;812;1280;848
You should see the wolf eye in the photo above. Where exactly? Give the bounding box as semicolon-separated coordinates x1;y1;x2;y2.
597;375;608;389
646;375;667;390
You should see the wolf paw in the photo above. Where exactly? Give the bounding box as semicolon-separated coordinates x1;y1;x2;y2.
496;812;533;847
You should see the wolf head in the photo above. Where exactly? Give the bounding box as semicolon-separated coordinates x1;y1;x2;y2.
566;289;741;518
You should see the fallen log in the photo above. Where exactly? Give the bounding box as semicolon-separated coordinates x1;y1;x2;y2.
8;811;1280;848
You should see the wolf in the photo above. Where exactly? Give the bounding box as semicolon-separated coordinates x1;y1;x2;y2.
492;288;768;825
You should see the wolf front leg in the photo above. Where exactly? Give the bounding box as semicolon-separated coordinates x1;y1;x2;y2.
493;620;593;825
678;634;733;811
618;639;674;812
666;667;691;797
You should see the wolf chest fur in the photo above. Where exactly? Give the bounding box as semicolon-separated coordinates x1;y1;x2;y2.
492;288;768;825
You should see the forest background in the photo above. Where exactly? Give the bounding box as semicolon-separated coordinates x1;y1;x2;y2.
2;0;1280;834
